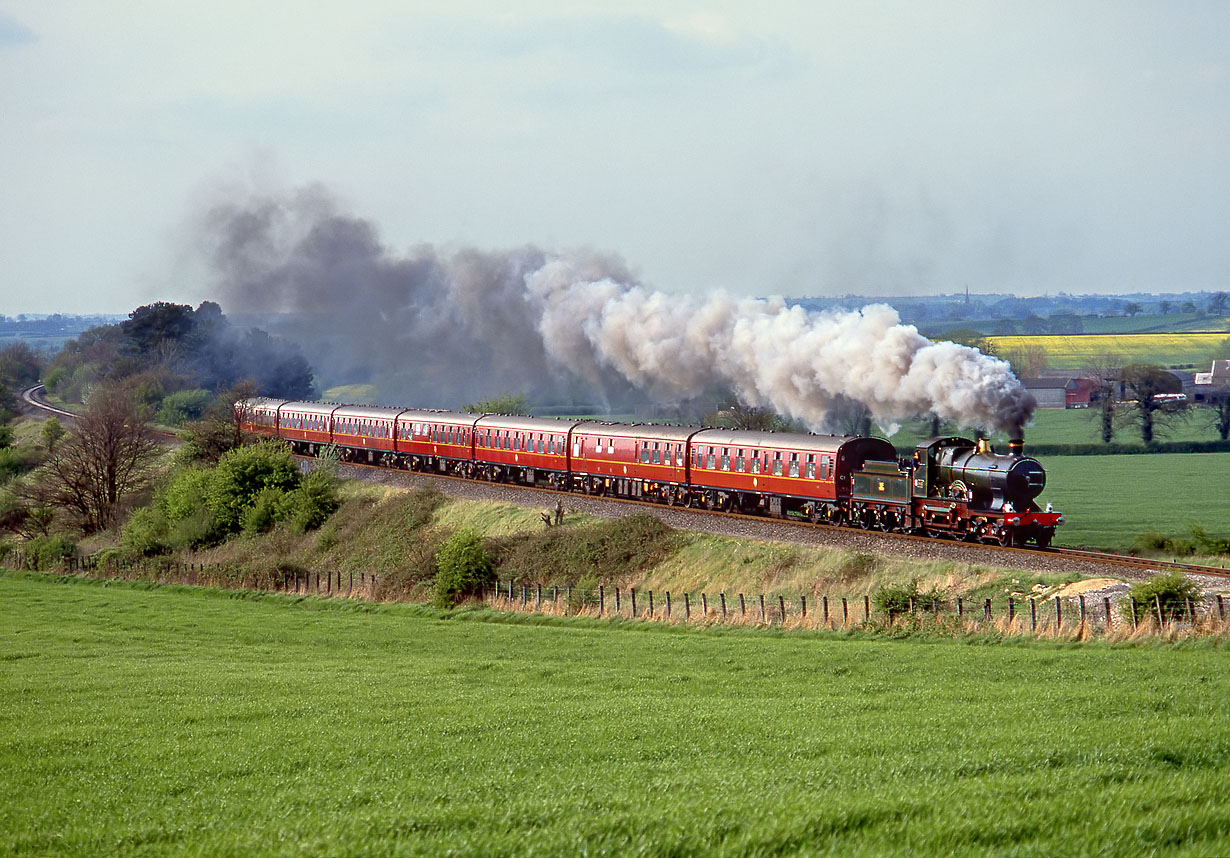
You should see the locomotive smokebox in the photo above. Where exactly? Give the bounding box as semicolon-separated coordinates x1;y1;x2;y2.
1008;438;1024;457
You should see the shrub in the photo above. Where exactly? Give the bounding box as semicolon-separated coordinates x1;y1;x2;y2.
286;469;341;532
22;534;77;570
155;389;214;427
1123;572;1201;624
241;487;294;536
873;579;946;616
121;506;170;556
431;530;495;608
205;441;300;533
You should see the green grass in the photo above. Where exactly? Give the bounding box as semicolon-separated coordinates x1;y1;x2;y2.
882;406;1224;449
1044;453;1230;550
3;572;1230;857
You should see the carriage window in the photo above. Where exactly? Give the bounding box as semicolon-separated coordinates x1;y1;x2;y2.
641;445;651;464
707;446;716;469
774;453;784;476
806;454;816;479
608;439;615;454
695;452;704;469
721;447;730;471
652;443;661;465
789;453;800;478
736;453;746;472
752;454;762;474
676;444;684;466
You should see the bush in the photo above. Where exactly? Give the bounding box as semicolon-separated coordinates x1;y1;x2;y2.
1123;572;1201;624
205;441;300;533
121;506;170;556
287;469;341;532
22;534;77;570
431;530;495;608
155;389;214;427
873;579;946;616
241;487;294;536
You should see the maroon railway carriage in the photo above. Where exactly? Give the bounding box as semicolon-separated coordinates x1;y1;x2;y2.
328;404;405;464
471;415;577;487
569;423;697;503
393;409;481;475
244;398;340;453
687;429;898;519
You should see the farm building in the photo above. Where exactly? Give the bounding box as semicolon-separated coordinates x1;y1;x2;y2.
1020;375;1099;409
1020;377;1070;409
1192;360;1230;403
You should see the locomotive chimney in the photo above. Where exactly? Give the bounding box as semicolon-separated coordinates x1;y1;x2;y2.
1009;438;1024;457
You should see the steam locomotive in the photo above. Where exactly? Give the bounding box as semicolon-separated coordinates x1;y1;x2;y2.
241;398;1063;548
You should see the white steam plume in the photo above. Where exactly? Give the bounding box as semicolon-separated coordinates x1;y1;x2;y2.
527;258;1034;435
203;187;1034;435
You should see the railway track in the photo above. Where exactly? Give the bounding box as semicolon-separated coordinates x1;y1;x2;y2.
18;383;1230;580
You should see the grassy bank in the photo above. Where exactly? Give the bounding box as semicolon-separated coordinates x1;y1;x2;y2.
2;571;1228;857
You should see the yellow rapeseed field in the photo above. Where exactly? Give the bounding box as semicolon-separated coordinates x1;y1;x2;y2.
987;332;1226;369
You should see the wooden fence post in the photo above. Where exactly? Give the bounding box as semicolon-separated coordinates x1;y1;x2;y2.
823;596;829;626
1030;598;1037;632
702;593;709;616
957;597;964;621
1079;595;1087;628
739;593;745;617
842;598;849;626
665;591;671;618
648;590;654;618
631;588;637;618
863;595;870;624
685;592;690;620
800;595;806;619
1185;597;1194;625
779;595;786;623
614;588;620;613
1054;596;1061;630
1104;597;1112;633
759;594;766;623
1218;594;1226;622
1008;597;1015;626
721;593;727;619
599;586;604;616
1155;593;1164;629
984;599;992;622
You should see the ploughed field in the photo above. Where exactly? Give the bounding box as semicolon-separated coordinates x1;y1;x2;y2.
3;572;1229;857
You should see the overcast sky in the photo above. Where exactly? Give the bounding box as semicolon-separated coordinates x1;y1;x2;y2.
1;1;1228;314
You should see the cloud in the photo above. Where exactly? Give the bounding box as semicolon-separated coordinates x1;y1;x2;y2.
0;13;36;47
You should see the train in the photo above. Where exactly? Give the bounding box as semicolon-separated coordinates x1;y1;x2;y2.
240;398;1064;548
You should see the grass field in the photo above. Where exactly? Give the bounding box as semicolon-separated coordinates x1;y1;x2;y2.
1043;453;1230;550
987;332;1226;369
3;572;1230;857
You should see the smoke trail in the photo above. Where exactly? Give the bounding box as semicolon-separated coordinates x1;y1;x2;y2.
199;186;1034;434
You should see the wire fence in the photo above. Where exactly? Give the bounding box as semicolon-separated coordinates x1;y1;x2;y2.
482;580;1230;637
4;551;1228;638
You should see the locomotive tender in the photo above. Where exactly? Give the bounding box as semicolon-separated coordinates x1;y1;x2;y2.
241;398;1063;548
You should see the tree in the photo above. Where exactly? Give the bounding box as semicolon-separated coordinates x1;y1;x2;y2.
1118;363;1184;444
1209;292;1229;315
704;398;798;432
824;395;873;437
461;393;532;415
178;380;259;464
1005;344;1048;379
1157;300;1173;315
1123;301;1143;317
0;342;42;388
1083;353;1123;443
39;386;160;532
1205;387;1230;440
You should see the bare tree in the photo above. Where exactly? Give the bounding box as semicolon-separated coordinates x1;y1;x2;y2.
1204;385;1230;440
1119;363;1185;444
39;386;160;532
1004;344;1048;379
1083;353;1122;443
